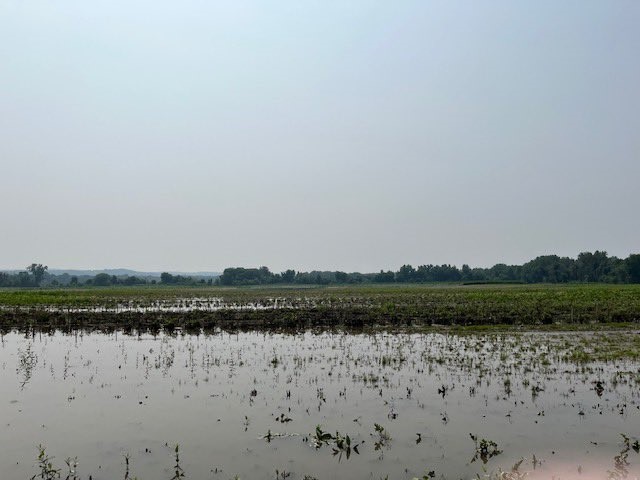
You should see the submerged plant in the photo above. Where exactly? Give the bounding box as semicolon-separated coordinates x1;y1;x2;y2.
372;423;391;453
171;444;185;480
275;469;290;479
64;457;78;480
311;425;333;448
31;445;60;480
275;413;292;423
123;452;140;480
412;469;435;479
331;431;361;460
470;434;503;464
18;343;38;389
310;425;361;460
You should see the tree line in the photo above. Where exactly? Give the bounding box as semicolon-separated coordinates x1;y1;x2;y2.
1;252;640;288
0;267;212;288
218;251;640;285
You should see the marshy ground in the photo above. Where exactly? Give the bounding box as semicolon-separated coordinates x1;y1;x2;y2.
1;283;639;331
1;284;639;479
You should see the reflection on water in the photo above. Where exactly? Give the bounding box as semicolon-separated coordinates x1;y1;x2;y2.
0;329;639;479
1;297;321;314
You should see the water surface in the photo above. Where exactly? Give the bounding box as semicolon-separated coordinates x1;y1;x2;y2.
1;329;639;479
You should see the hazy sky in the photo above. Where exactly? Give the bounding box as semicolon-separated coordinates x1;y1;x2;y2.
1;1;639;272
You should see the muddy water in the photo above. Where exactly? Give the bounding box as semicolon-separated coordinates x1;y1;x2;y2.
1;330;639;479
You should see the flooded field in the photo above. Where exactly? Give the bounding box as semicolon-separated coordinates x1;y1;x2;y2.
2;284;640;328
1;328;639;479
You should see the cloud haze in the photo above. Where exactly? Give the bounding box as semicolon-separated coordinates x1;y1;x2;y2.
1;0;639;272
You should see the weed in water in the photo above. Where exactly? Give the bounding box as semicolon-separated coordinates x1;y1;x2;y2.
31;445;60;480
470;434;503;464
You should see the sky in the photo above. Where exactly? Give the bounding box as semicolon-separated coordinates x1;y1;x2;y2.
1;0;639;273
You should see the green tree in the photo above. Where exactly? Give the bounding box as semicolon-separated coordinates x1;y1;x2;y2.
161;272;175;284
280;269;296;283
576;251;610;282
335;271;348;283
26;264;48;286
18;271;32;287
627;254;640;283
373;270;395;283
94;273;112;286
396;264;416;283
461;264;472;281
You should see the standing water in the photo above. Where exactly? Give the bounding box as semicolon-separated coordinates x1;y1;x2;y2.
1;329;639;479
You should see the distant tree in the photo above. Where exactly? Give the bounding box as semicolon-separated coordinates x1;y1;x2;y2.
470;267;489;282
489;263;520;281
18;271;32;287
396;264;416;283
335;271;348;283
576;251;610;282
219;267;275;286
160;272;175;284
259;266;271;280
94;273;112;286
70;276;79;286
432;264;461;282
461;264;472;281
522;255;574;283
627;254;640;283
281;269;296;283
159;272;194;285
414;265;432;282
26;263;48;287
347;272;365;283
374;270;395;283
123;275;145;286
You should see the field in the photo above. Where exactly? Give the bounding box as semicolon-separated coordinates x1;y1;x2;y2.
1;283;639;332
2;284;640;479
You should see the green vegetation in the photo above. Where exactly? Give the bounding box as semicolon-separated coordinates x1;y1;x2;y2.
469;434;503;464
0;283;638;331
26;264;48;287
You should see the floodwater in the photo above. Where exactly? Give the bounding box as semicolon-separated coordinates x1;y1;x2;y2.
0;297;284;313
0;296;381;313
1;329;639;480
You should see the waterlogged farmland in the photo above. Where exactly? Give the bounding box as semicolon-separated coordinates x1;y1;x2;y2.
2;328;640;479
1;284;640;330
